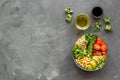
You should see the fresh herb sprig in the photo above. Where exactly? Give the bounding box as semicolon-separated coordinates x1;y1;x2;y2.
64;8;73;14
104;17;111;24
65;14;72;23
93;17;113;32
64;8;73;23
105;25;112;31
103;17;112;31
94;22;101;31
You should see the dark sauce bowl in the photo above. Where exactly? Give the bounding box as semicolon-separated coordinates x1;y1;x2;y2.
92;6;103;19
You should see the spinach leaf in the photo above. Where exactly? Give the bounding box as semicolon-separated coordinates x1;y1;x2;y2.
72;46;87;59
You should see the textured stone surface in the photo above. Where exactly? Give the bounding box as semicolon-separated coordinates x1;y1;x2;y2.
0;0;120;80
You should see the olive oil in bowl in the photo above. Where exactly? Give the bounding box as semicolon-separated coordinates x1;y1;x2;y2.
75;13;91;30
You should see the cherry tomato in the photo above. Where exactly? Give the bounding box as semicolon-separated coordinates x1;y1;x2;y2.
101;51;107;55
103;53;107;57
93;50;97;53
96;37;104;45
93;51;102;56
101;44;108;51
97;40;104;45
94;43;101;50
97;37;103;42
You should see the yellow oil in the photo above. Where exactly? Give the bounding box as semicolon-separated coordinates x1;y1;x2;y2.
77;16;88;27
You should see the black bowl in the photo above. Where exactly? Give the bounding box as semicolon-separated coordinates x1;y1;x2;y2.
92;6;103;19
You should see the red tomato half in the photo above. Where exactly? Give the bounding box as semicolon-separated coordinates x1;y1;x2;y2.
94;43;100;50
101;51;107;55
93;51;102;56
101;44;108;51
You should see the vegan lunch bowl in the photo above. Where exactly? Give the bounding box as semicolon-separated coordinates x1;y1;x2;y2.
72;34;108;71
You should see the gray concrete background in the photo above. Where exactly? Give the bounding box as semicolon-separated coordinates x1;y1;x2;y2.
0;0;120;80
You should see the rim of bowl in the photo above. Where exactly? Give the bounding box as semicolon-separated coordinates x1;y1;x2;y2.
75;13;91;30
72;34;108;71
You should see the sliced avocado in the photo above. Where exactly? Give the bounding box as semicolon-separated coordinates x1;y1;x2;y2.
97;62;105;69
90;60;97;69
87;65;93;70
93;56;101;64
99;56;106;62
103;55;107;59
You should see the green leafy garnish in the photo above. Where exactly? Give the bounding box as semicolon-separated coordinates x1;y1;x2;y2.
64;8;73;23
72;46;88;59
105;25;112;31
104;17;111;24
64;8;73;14
94;22;101;31
65;14;72;23
72;34;97;59
65;17;72;23
67;14;72;18
96;62;105;69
